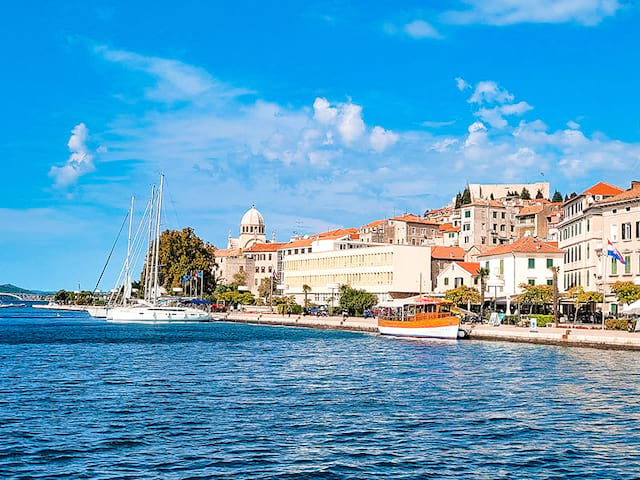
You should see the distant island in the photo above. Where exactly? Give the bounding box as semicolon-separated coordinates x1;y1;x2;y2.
0;284;53;295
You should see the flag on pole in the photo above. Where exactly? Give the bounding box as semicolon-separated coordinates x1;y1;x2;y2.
273;271;281;281
607;240;626;264
197;270;203;278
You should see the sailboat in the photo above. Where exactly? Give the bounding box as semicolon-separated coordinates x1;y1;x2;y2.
106;175;212;323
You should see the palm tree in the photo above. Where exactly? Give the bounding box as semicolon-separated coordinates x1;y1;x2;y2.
302;284;311;310
477;267;490;317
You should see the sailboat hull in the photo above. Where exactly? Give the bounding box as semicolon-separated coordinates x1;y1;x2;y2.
107;306;211;323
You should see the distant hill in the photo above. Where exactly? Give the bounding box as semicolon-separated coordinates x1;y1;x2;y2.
0;284;53;295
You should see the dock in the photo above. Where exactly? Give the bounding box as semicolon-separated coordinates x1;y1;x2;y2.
220;311;378;333
461;324;640;351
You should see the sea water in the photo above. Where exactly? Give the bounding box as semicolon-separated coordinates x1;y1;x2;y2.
1;306;639;479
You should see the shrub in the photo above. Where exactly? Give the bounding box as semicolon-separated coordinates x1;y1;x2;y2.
605;318;629;331
530;314;554;327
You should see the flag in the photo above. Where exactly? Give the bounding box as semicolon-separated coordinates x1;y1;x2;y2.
182;275;188;283
197;271;203;278
273;271;281;281
607;240;626;264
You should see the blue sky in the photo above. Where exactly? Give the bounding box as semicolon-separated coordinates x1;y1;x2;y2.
2;0;640;291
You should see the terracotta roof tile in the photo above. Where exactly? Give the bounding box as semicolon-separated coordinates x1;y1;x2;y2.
582;182;624;196
361;219;386;229
599;182;640;204
245;242;287;252
455;262;480;275
478;237;564;257
215;248;242;257
390;214;438;225
431;246;465;260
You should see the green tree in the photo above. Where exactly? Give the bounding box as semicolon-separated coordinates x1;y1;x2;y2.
231;270;248;288
552;190;563;203
54;289;71;305
477;267;489;314
611;281;640;305
517;284;553;313
461;187;472;206
257;277;273;301
565;286;603;323
445;285;481;309
338;284;378;316
144;227;216;296
520;187;531;200
535;189;544;199
454;192;462;209
302;284;311;309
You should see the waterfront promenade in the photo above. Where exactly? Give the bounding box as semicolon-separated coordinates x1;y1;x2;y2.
222;311;640;350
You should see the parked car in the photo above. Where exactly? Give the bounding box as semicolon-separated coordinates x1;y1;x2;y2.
309;305;329;316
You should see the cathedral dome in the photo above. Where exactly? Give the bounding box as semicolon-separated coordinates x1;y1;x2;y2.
241;205;265;227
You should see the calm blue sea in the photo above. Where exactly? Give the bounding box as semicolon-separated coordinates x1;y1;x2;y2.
1;304;639;479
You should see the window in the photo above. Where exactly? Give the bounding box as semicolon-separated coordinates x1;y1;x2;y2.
493;224;498;231
622;223;632;240
463;224;471;231
464;210;471;218
454;277;463;288
528;258;535;269
500;225;506;231
501;212;505;219
485;262;489;269
528;279;535;285
611;224;618;242
611;258;618;275
546;259;553;268
255;267;259;273
499;259;504;275
493;238;497;244
637;221;640;239
625;256;631;274
444;277;449;286
547;280;553;286
492;212;497;219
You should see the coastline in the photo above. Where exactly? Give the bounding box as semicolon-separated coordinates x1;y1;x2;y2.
28;305;640;350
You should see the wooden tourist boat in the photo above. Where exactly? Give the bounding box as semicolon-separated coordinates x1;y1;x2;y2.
377;296;461;339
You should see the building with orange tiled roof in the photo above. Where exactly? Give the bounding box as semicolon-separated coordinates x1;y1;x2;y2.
358;214;440;246
477;237;564;313
435;261;481;294
515;201;562;241
557;181;624;310
593;181;640;314
430;246;466;291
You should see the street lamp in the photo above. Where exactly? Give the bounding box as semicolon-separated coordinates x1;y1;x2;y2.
327;283;339;313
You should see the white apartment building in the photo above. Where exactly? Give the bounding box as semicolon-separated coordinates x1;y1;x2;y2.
597;181;640;314
435;262;480;294
282;243;432;305
478;237;564;313
459;200;516;249
557;182;624;292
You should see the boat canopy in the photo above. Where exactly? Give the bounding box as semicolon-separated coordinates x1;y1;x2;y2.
378;296;447;308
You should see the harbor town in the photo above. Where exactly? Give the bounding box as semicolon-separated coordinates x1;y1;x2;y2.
20;179;640;349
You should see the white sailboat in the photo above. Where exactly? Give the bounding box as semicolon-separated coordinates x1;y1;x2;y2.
107;175;212;323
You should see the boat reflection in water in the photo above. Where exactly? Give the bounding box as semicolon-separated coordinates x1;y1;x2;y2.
377;296;461;339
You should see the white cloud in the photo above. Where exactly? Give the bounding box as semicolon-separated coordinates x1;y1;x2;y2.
337;102;366;144
468;80;514;104
49;123;95;187
428;138;458;152
567;120;581;129
313;97;338;124
370;126;399;152
455;77;470;91
403;20;442;39
94;45;252;103
422;120;456;128
442;0;621;26
476;101;534;129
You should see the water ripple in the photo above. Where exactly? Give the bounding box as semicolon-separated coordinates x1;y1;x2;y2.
1;311;640;478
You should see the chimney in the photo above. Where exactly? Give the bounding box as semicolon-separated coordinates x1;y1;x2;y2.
632;181;640;190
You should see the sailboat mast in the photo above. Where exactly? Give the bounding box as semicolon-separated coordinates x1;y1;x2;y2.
144;185;156;303
152;174;164;305
123;196;135;305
